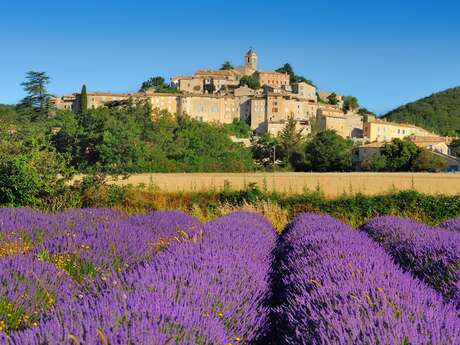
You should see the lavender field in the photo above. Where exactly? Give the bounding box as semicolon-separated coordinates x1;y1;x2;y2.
0;208;459;344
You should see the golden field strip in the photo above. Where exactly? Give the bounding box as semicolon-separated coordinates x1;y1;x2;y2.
92;173;460;197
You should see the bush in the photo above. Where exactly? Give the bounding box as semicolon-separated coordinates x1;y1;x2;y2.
0;138;71;207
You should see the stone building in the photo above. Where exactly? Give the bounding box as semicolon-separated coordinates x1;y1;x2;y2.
53;49;444;143
178;94;240;124
53;92;132;113
254;70;290;88
53;94;79;111
363;117;434;142
292;82;317;101
317;105;364;138
145;92;180;114
170;76;203;94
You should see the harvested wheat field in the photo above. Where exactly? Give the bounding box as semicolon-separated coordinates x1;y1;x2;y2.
97;172;460;197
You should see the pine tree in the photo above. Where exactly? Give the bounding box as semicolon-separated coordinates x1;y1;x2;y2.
20;71;51;115
80;84;88;112
279;115;304;165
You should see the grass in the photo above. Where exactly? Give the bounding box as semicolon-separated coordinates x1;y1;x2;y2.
66;182;460;231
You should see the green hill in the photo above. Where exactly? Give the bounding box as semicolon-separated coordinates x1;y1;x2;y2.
383;87;460;136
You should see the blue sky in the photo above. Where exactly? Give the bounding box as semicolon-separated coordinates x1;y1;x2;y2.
0;0;459;114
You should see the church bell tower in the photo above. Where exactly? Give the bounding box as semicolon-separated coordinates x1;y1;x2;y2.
244;48;258;71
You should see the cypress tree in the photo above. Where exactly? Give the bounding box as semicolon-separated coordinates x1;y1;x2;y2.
80;84;88;112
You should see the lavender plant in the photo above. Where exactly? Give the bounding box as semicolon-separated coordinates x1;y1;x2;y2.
271;213;460;345
360;216;460;305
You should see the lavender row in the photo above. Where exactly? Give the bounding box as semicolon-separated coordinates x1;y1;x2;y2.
439;217;460;232
360;216;460;305
4;211;276;344
0;209;203;337
271;213;460;345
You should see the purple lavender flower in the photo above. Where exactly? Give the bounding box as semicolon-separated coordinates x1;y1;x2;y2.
360;216;460;305
272;213;460;345
439;217;460;232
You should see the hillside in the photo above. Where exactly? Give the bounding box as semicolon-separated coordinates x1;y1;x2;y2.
384;86;460;136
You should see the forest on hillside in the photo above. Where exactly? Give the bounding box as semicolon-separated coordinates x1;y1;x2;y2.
384;86;460;136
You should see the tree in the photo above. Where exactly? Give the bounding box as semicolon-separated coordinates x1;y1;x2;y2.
224;118;252;138
412;150;448;172
239;76;260;90
450;139;460;158
19;71;52;115
384;86;460;136
251;133;278;168
327;93;338;105
0;135;72;206
304;130;354;171
278;116;304;166
140;76;166;92
380;139;421;171
204;83;216;94
276;63;316;86
80;84;88;112
221;61;234;70
361;152;387;171
357;107;375;116
343;96;359;112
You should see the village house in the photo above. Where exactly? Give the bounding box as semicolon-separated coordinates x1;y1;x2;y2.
52;49;446;146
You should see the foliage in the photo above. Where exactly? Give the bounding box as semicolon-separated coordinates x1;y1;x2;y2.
251;133;278;168
224;118;252;138
412;150;448;172
139;76;180;93
384;86;460;136
275;63;316;87
220;61;234;70
277;116;305;169
0;135;72;207
327;92;338;105
304;130;354;171
343;95;359;112
18;71;52;118
357;107;375;116
361;152;387;172
450;139;460;157
140;76;165;91
239;75;260;90
362;139;447;172
80;84;87;112
379;138;421;171
53;106;254;173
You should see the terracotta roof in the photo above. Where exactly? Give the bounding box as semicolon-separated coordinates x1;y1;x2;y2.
87;92;131;97
171;75;196;80
256;70;288;75
360;142;385;148
408;135;446;143
367;118;425;129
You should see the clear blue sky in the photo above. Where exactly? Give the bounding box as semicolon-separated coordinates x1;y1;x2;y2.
1;0;459;114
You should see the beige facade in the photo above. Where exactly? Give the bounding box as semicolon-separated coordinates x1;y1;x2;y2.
409;136;449;155
292;82;317;101
255;70;289;88
171;76;203;94
250;93;318;134
267;120;310;137
53;94;79;111
86;92;131;109
317;105;364;138
146;93;180;114
364;119;433;142
179;94;240;124
53;92;131;112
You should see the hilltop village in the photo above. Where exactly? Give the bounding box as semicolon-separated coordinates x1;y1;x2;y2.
53;49;458;169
